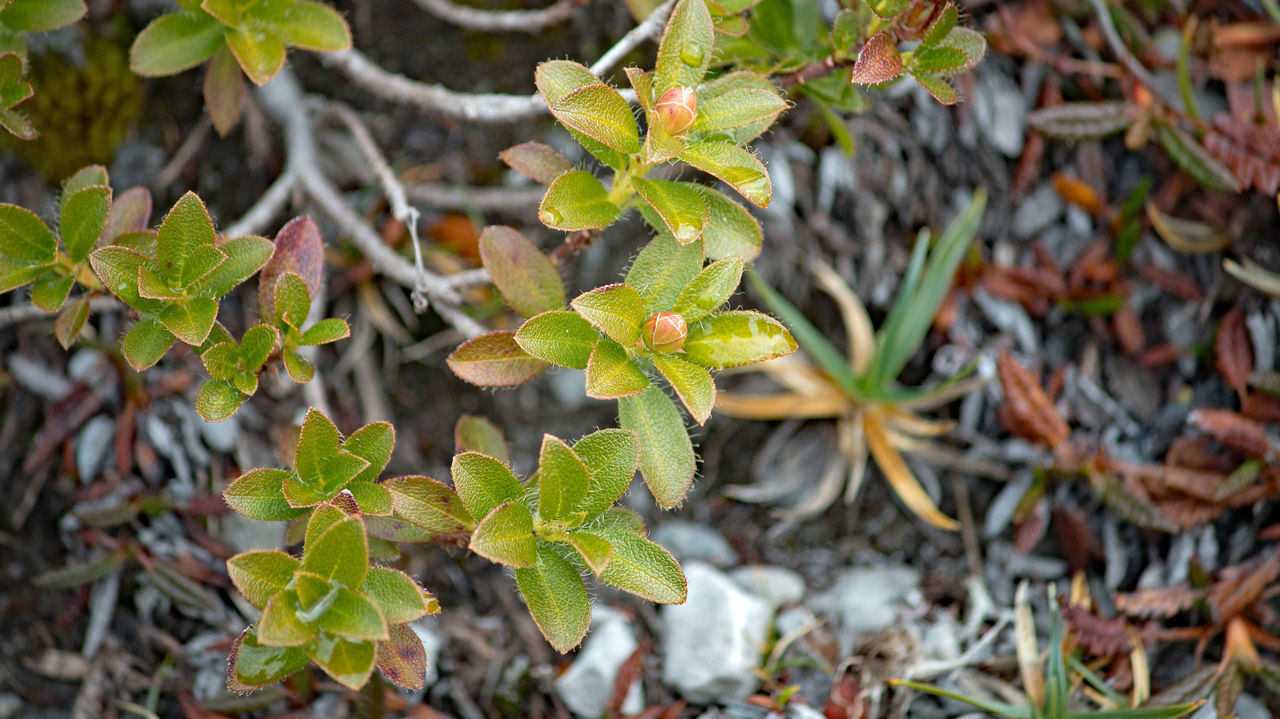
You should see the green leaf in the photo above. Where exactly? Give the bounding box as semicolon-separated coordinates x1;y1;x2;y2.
292;570;334;612
227;550;299;609
130;12;225;76
652;354;715;424
375;624;428;691
469;501;537;567
384;475;476;534
54;295;90;349
514;310;599;369
228;627;309;690
538;170;620;231
282;474;331;508
889;680;1031;717
122;315;176;370
226;26;286;86
319;451;370;495
535;59;599;106
240;323;278;368
363;566;434;624
1154;122;1242;193
0;0;85;32
571;283;646;345
596;528;686;603
479;225;565;318
307;635;375;691
500;142;573;185
268;0;352;51
573;429;639;519
196;235;272;298
447;330;550;387
156;192;220;289
30;273;72;312
514;545;591;653
346;481;392;515
618;386;695;508
912;46;969;73
695;186;761;261
537;435;590;521
0;203;56;263
282;349;314;383
62;166;108;195
626;232;705;314
936;27;987;74
295;409;341;485
222;467;305;521
299;317;348;346
566;530;613;576
195;378;245;422
455;415;509;466
342;421;394;485
585;337;649;399
693;87;787;136
0;258;45;294
571;129;630;172
678;141;771;207
257;589;317;647
910;70;957;105
59;185;110;263
271;272;311;328
653;0;714;94
869;189;985;386
672;256;743;323
634;179;708;245
918;3;957;50
159;296;218;345
451;451;526;522
682;310;796;369
90;246;151;310
303;515;368;589
320;588;388;641
550;83;641;155
200;341;240;380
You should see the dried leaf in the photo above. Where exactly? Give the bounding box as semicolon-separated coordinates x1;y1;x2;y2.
1051;172;1105;215
1027;101;1138;140
1145;202;1231;254
1191;409;1271;459
1206;549;1280;625
1061;604;1132;656
1115;584;1202;618
850;32;904;85
996;351;1069;449
1214;306;1253;395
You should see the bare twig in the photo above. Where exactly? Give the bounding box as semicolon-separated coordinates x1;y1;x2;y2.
412;0;585;33
222;167;298;238
152;118;212;191
404;182;544;213
321;0;670;120
256;70;488;337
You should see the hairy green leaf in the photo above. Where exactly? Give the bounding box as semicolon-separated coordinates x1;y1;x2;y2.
571;283;645;346
550;83;641;154
653;354;714;424
384;475;476;534
227;550;299;609
515;310;600;369
672;256;743;322
451;451;526;522
626;232;705;314
573;429;639;519
618;386;695;508
447;330;550;387
514;546;591;653
538;170;620;231
653;0;714;94
585;337;649;399
682;310;796;369
596;528;686;603
678;141;771;207
634;178;708;245
537;435;590;521
470;501;537;567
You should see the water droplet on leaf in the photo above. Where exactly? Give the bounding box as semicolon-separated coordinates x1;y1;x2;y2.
679;43;704;67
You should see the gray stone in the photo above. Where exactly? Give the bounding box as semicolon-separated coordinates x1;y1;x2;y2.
810;565;921;635
730;565;806;608
75;415;115;483
0;693;23;719
652;521;738;568
662;562;773;703
555;605;643;718
1189;693;1269;719
1010;183;1063;240
973;71;1026;157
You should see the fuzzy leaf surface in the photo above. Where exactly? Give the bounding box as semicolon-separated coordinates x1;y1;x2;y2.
618;386;695;508
515;310;600;369
682;310;796;369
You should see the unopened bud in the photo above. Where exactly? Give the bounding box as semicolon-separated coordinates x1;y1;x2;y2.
654;86;697;136
641;312;687;353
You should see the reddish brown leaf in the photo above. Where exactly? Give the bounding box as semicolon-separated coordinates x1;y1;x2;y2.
1214;306;1254;395
1114;584;1203;618
1112;304;1145;355
23;384;104;476
850;33;903;85
1191;409;1271;459
1052;506;1093;573
1242;392;1280;423
1206;548;1280;625
608;638;649;719
1139;263;1203;300
1061;604;1132;656
1137;343;1181;367
1052;172;1106;215
259;216;325;319
824;670;864;719
996;351;1070;449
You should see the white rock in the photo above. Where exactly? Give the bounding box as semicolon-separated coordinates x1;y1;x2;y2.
662;562;773;703
973;70;1027;157
1010;183;1064;240
730;565;806;608
76;415;115;483
652;521;738;568
555;605;643;718
1190;692;1269;719
810;565;921;635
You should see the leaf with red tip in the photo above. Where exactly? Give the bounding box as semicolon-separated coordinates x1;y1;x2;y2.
447;330;550;387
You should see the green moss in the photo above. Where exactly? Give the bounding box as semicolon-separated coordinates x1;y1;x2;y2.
9;34;141;182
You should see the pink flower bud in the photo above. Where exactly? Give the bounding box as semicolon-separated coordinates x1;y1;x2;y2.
654;86;697;136
641;312;688;353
